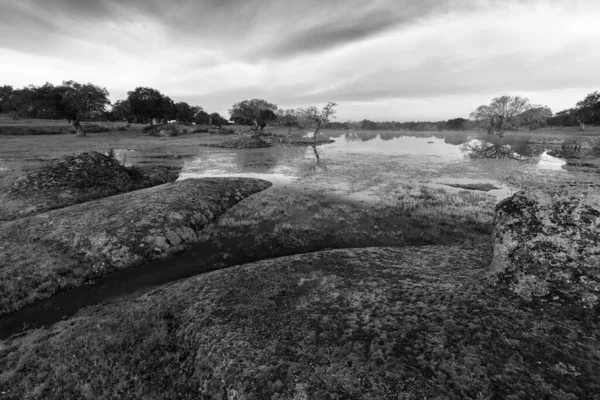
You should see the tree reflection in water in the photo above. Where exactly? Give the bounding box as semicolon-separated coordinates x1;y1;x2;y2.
460;140;526;161
312;143;327;171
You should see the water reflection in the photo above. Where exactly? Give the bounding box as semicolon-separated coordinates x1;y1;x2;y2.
538;151;567;171
460;140;525;160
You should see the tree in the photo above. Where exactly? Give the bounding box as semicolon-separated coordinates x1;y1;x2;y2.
446;118;468;131
174;102;202;123
470;95;532;135
298;102;337;143
574;91;600;130
276;109;299;135
111;99;132;122
257;109;277;129
514;106;552;130
127;87;174;125
59;81;111;135
228;99;278;130
209;112;227;127
195;110;210;125
0;85;12;113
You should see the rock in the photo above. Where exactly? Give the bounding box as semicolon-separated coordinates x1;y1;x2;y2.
532;138;600;159
207;136;271;148
0;152;180;221
488;189;600;309
0;177;272;315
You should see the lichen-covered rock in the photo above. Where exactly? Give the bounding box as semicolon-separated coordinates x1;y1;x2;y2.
3;245;599;398
0;152;180;221
23;178;271;267
0;178;272;315
533;137;600;159
488;189;600;309
207;136;271;148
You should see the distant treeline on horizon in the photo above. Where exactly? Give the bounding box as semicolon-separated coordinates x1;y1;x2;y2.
1;82;598;132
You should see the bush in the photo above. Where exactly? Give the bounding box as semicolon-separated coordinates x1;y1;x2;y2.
82;124;110;133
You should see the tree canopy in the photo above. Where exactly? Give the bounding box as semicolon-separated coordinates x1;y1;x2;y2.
470;95;535;134
127;87;175;124
514;106;553;130
446;118;468;131
228;99;278;129
60;80;111;123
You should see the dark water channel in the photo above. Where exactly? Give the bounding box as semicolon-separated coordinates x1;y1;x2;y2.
0;229;347;340
0;130;571;339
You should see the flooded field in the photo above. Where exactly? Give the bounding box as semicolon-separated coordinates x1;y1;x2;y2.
174;130;570;204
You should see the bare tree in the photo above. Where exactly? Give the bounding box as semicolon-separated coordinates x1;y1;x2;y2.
298;102;337;144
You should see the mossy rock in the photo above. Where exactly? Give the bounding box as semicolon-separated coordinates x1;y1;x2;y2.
0;152;180;221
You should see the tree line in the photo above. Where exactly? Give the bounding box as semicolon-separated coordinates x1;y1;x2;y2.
0;82;228;135
1;81;598;136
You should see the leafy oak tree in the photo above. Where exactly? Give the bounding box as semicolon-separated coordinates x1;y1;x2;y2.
127;87;175;125
111;99;132;122
228;99;278;130
515;106;553;130
574;90;600;130
60;80;111;135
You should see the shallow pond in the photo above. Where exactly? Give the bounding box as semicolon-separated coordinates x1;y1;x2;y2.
173;131;568;203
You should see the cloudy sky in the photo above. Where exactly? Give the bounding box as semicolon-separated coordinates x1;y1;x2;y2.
1;0;599;121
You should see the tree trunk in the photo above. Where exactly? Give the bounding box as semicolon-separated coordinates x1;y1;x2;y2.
72;120;85;137
313;125;321;144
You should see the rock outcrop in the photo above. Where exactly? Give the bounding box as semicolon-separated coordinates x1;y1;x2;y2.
528;137;600;159
0;177;272;315
488;189;600;309
0;152;180;221
3;245;599;398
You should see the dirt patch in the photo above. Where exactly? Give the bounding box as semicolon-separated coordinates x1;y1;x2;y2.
0;151;180;221
1;245;598;399
0;177;272;316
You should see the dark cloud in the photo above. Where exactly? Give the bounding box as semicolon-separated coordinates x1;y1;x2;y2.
0;0;449;59
262;9;405;59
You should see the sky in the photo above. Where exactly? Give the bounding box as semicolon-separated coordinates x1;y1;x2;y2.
1;0;600;122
